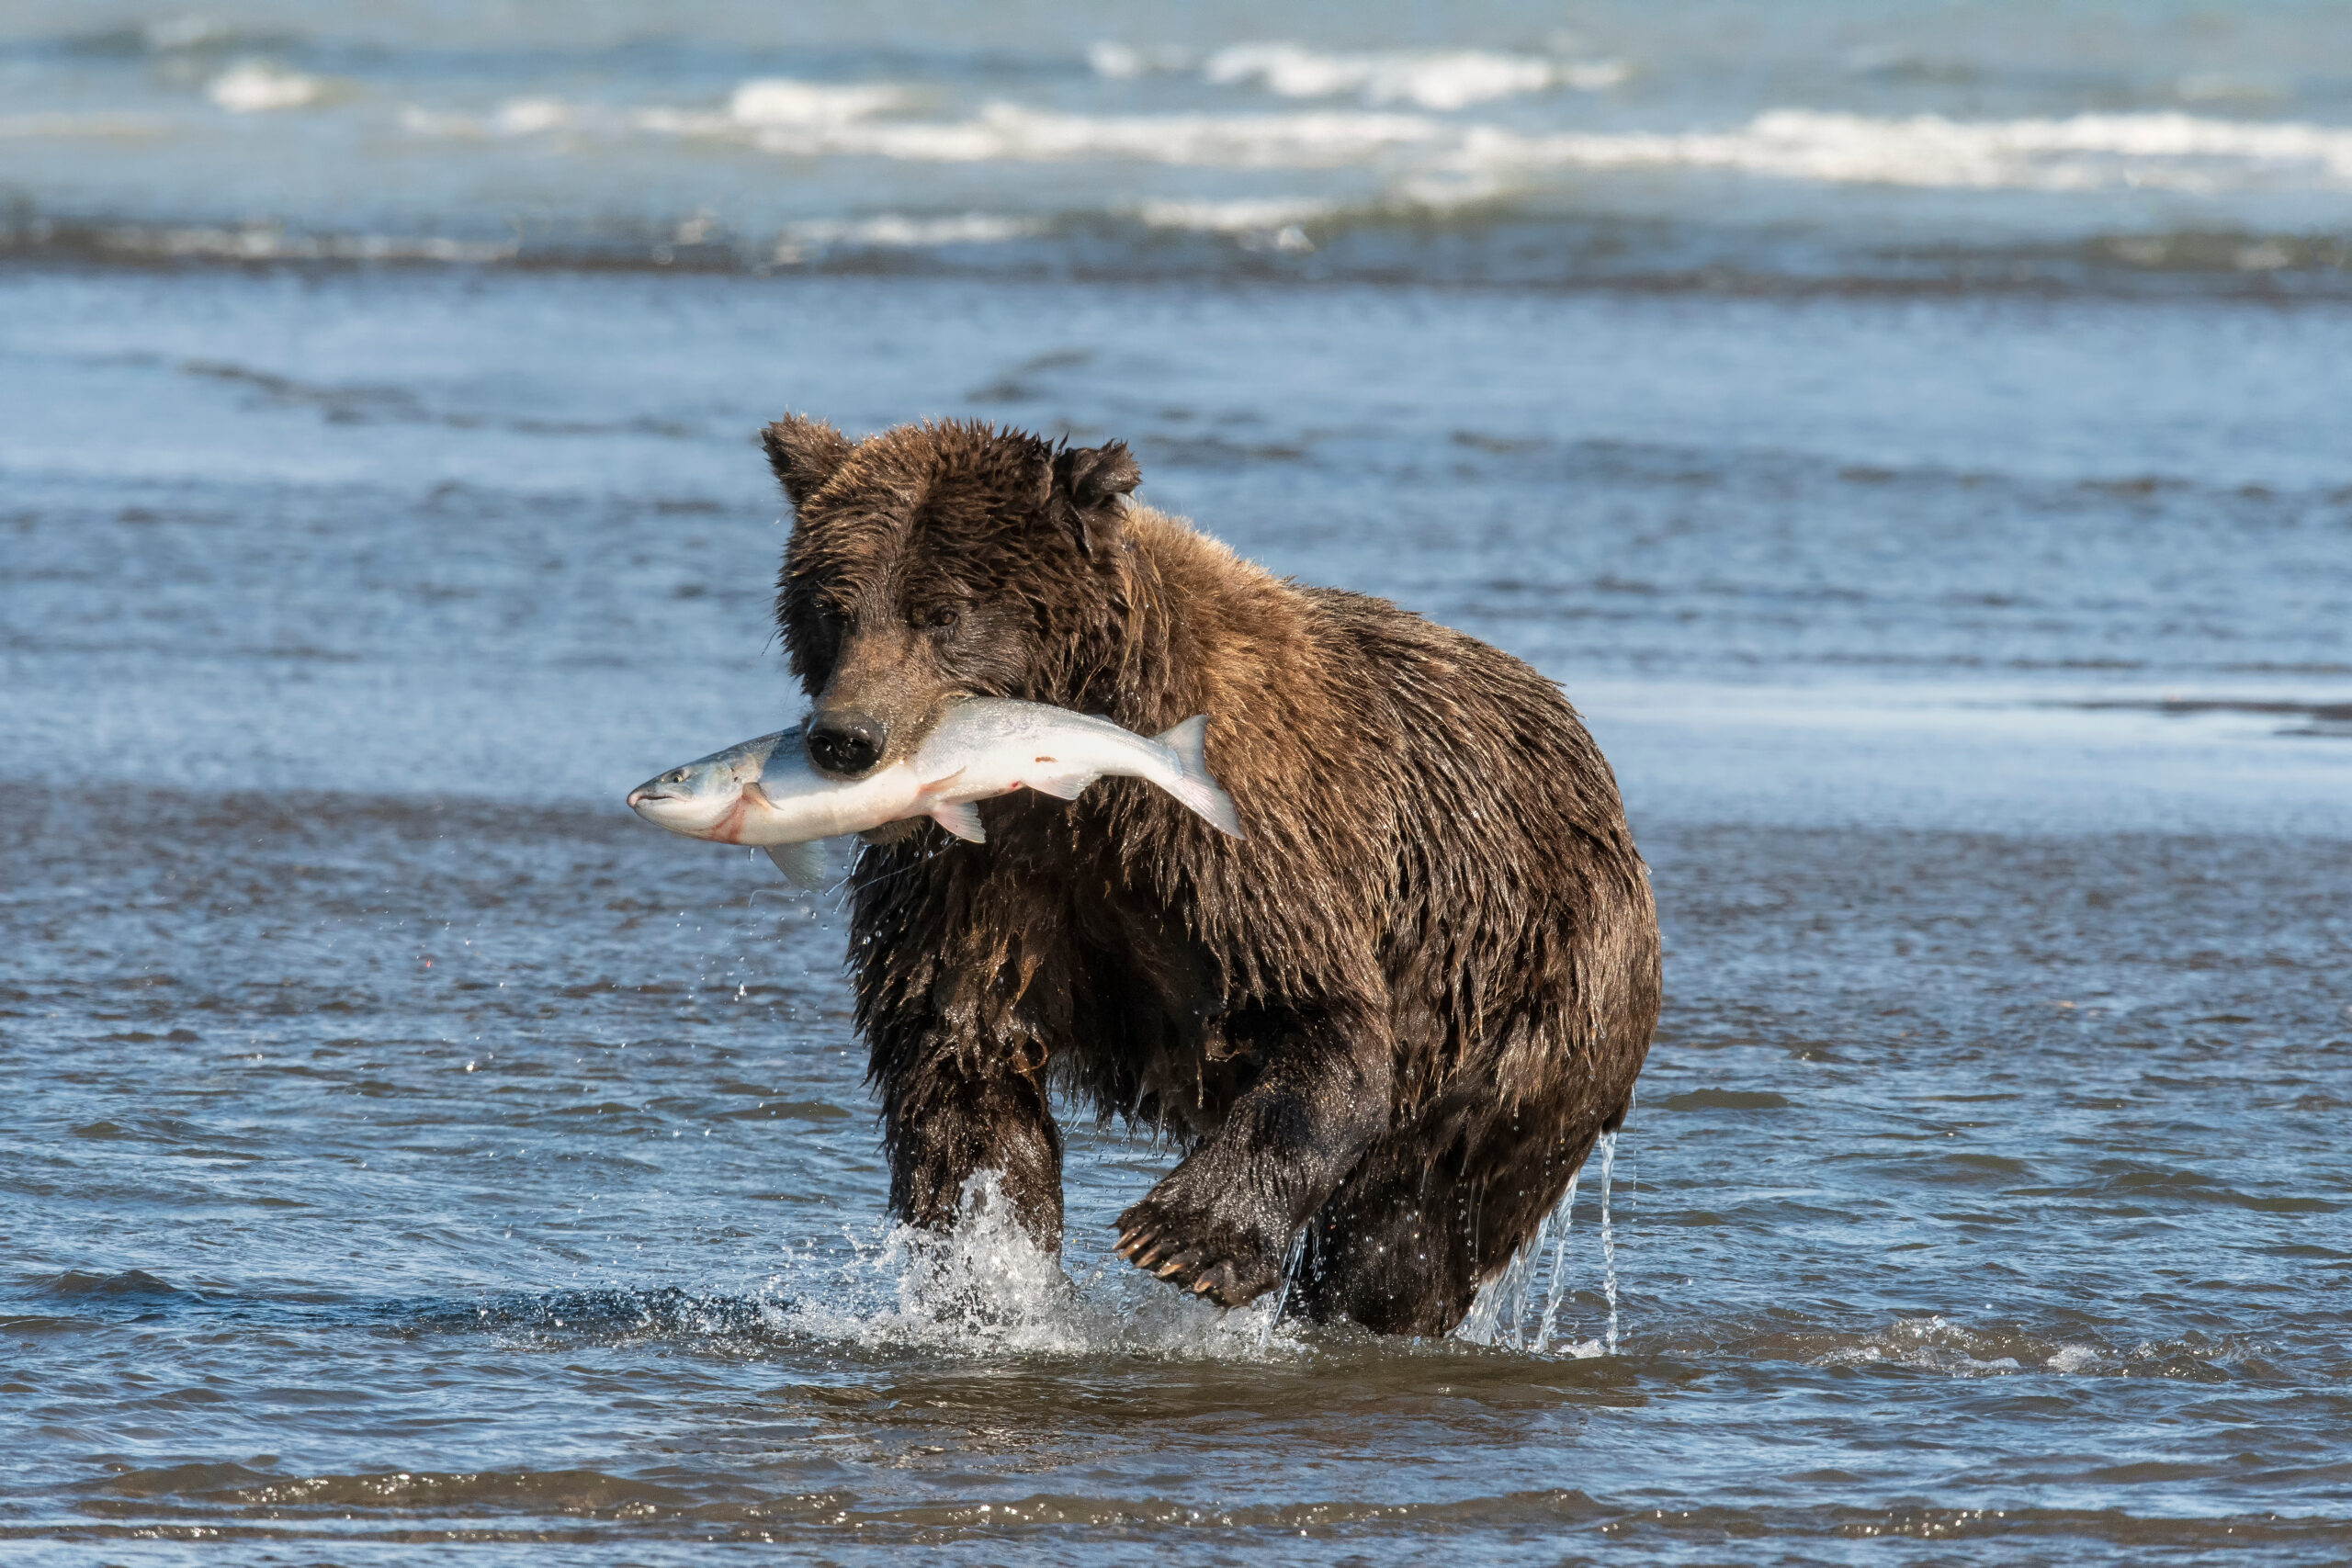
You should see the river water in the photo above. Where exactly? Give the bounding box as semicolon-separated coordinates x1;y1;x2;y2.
4;2;2350;1563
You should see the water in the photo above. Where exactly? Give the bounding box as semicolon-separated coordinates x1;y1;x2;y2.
4;1;2351;1562
7;0;2352;291
1598;1134;1622;1356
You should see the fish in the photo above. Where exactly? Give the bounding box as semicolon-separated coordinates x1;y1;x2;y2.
626;699;1244;882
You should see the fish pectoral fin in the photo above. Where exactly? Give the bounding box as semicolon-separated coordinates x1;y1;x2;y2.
929;801;987;843
1023;769;1102;802
764;840;832;888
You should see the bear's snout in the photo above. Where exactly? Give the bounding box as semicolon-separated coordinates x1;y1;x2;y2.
808;712;888;777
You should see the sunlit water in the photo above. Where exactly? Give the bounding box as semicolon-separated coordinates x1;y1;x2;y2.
10;0;2352;293
5;1;2352;1562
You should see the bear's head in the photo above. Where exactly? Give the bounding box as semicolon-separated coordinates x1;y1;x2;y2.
763;415;1142;783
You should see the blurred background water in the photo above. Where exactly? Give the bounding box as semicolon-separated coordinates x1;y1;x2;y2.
2;2;2348;1563
9;0;2352;290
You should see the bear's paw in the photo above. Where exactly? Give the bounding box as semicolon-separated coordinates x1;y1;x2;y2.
1112;1190;1285;1309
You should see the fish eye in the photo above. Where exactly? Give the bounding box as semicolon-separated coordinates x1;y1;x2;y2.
665;769;688;784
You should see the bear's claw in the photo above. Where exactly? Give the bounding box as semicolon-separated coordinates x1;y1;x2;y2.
1112;1198;1283;1309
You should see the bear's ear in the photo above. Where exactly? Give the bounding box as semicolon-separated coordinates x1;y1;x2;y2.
1048;439;1141;558
760;414;854;511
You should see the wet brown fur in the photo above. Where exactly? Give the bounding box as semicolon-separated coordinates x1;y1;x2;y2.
763;414;1660;1335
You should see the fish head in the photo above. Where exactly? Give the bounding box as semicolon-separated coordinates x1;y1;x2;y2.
627;732;786;838
762;415;1140;784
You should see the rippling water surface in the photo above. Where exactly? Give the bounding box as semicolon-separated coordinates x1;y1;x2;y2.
8;0;2352;289
5;1;2352;1562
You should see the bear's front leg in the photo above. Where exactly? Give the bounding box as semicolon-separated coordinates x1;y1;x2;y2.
1114;1004;1393;1306
882;1043;1065;1253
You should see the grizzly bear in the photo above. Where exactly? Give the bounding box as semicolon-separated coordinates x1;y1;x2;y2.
763;414;1659;1336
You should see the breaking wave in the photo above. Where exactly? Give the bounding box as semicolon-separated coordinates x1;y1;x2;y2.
1087;40;1630;109
205;61;332;113
381;85;2352;195
1199;43;1628;110
404;92;1445;169
17;62;2352;289
1452;107;2352;194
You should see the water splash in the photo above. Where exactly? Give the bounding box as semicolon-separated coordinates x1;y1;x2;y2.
761;1173;1304;1361
1258;1229;1309;1349
1532;1165;1581;1354
1598;1131;1621;1355
1454;1139;1617;1356
1453;1232;1526;1348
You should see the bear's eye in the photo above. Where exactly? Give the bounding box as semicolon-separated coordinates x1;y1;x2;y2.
808;603;849;649
921;604;961;631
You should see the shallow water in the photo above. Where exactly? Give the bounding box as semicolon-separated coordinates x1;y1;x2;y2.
6;2;2352;1561
6;786;2348;1562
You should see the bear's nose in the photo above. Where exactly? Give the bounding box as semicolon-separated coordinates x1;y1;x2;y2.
807;713;888;778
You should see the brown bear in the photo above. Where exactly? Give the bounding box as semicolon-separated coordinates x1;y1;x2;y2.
763;414;1658;1336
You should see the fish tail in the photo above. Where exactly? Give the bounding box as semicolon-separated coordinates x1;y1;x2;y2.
1152;715;1245;839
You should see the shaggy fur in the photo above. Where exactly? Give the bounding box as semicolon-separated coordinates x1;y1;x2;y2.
763;414;1659;1335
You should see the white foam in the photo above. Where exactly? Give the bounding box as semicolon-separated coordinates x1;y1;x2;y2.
725;79;911;129
1086;41;1193;80
775;212;1040;259
494;97;571;135
207;62;324;113
1088;41;1146;79
386;83;2352;200
1132;197;1339;232
396;100;572;139
1203;43;1624;110
397;89;1445;170
1455;108;2352;192
401;80;910;142
745;101;1445;167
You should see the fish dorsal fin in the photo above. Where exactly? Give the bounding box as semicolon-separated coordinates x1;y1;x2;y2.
930;800;987;843
764;840;832;888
